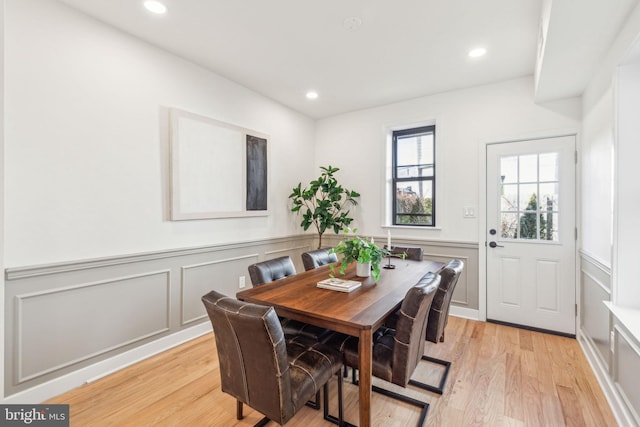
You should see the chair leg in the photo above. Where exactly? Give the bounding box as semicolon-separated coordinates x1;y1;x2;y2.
408;355;452;395
238;399;271;427
305;390;321;409
236;400;243;420
324;370;357;427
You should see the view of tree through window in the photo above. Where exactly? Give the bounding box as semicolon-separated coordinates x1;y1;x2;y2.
499;153;559;241
392;126;435;226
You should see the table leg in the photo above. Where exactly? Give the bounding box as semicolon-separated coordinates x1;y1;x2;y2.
358;328;372;427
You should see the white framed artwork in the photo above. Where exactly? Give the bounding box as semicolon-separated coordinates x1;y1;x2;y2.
169;108;269;220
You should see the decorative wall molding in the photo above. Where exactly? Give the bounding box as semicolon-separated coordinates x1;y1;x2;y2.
424;252;471;305
180;253;259;325
5;235;311;281
265;244;311;256
2;322;211;405
4;235;315;397
15;270;171;383
613;323;640;425
579;250;640;426
3;234;479;400
579;252;612;371
579;249;611;276
578;331;630;427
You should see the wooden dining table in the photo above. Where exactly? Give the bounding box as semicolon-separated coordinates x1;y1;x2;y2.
236;258;444;427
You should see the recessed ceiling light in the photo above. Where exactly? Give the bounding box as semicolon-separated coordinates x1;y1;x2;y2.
468;47;487;58
306;91;319;100
144;1;167;14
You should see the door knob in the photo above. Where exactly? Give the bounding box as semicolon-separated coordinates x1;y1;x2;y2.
489;241;504;248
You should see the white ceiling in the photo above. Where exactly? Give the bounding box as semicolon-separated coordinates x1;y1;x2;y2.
56;0;638;119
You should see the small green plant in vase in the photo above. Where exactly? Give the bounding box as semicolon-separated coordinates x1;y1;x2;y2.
329;228;391;282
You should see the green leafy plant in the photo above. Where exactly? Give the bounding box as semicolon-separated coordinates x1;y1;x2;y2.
289;166;360;249
329;228;390;281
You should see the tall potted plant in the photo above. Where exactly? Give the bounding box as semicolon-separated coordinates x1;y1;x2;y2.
289;166;360;249
329;228;390;282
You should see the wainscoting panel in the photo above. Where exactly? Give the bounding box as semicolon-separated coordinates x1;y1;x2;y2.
423;252;472;306
4;234;479;399
614;324;640;425
15;270;170;383
265;243;314;273
4;235;315;397
580;252;612;370
181;254;259;325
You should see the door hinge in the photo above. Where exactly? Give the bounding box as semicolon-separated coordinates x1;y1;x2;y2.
575;150;578;164
575;304;578;316
575;227;578;241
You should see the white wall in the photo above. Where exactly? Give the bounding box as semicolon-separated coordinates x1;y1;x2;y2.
315;77;581;243
577;7;640;422
4;0;316;267
615;62;640;307
581;2;640;268
580;88;613;264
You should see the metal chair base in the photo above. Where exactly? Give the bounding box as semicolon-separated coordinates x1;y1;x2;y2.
372;385;429;427
323;371;357;427
349;370;430;427
253;416;271;427
242;375;342;427
305;391;321;409
409;355;451;395
323;370;354;427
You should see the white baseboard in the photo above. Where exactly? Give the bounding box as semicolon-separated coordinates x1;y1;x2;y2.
3;322;212;404
450;306;480;320
578;328;636;427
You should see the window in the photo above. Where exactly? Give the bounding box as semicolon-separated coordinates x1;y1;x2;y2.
392;125;436;226
499;152;559;241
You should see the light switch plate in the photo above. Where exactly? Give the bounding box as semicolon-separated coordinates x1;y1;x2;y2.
463;206;476;218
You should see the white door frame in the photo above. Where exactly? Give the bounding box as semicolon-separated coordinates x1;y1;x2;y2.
478;130;580;324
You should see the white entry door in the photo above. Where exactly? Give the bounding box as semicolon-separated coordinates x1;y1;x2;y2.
486;136;576;335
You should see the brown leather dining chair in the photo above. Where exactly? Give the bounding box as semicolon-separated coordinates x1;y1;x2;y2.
301;248;338;271
325;272;440;427
248;256;330;343
427;259;464;343
248;256;297;287
416;259;465;394
383;258;464;395
201;290;345;427
387;245;424;261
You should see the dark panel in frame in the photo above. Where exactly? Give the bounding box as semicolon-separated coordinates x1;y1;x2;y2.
246;135;267;210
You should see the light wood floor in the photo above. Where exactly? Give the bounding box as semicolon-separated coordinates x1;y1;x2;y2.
46;317;616;426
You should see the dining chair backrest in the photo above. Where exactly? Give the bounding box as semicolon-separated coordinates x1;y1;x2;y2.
248;255;297;287
201;290;295;424
426;259;464;343
301;248;338;271
389;245;423;261
391;272;440;386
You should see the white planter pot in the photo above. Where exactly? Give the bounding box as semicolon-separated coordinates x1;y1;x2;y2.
356;261;371;277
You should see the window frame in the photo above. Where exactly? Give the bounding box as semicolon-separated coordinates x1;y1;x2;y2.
392;125;436;227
